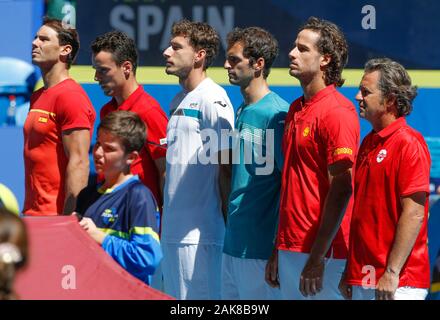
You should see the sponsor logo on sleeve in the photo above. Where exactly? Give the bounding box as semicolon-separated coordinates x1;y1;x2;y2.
214;100;227;108
334;147;353;156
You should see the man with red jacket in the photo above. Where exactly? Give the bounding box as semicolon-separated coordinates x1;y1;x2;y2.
91;31;168;208
24;18;96;216
339;58;431;300
265;17;360;300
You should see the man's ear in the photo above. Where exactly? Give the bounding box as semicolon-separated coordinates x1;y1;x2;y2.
384;95;398;113
253;57;265;74
121;61;133;78
60;44;73;62
320;54;331;68
126;150;139;166
195;49;207;65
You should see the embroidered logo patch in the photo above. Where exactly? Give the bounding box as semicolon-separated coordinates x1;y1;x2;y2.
334;147;353;156
376;149;387;163
303;127;310;137
101;208;118;225
38;117;48;123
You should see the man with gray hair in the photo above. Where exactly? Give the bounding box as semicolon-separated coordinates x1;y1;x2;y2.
339;58;431;300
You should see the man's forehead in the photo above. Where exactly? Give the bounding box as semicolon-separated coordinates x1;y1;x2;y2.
171;34;189;43
37;25;58;37
362;71;380;84
227;41;244;54
93;50;116;63
296;29;320;45
359;71;381;91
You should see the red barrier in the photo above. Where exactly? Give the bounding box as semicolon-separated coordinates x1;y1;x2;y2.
14;216;173;300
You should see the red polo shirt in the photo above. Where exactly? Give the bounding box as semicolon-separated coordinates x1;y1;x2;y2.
23;79;96;216
277;85;360;258
346;117;431;288
100;86;168;207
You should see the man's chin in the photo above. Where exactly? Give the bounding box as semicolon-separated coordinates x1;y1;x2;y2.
101;88;113;96
228;78;239;86
165;67;175;75
31;58;41;66
288;69;300;79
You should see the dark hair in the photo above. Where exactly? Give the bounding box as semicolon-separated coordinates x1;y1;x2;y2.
364;58;417;117
226;27;279;79
299;16;348;87
171;19;220;70
0;208;28;300
98;111;146;154
91;30;138;75
43;17;79;69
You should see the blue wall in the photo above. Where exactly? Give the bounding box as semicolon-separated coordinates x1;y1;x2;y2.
75;0;440;69
0;0;44;62
84;83;440;140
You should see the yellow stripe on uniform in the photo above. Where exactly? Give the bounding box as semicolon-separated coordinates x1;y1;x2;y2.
98;227;160;242
98;228;129;240
130;227;160;243
97;186;114;194
29;109;56;117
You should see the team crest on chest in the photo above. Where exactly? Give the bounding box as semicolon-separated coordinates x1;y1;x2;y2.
101;208;118;225
303;126;310;137
376;149;387;163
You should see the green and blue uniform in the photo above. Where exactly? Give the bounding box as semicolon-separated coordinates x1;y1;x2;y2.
223;92;289;259
76;176;162;285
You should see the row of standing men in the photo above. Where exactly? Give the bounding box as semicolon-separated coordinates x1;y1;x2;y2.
24;16;431;300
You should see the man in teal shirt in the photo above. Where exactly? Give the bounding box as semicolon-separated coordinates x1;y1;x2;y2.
222;27;288;299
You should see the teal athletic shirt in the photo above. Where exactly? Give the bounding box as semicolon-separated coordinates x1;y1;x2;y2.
223;91;289;260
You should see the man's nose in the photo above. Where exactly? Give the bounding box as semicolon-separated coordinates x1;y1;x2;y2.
163;46;172;58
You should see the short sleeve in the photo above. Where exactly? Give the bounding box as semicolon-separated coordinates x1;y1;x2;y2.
200;95;235;154
141;108;168;160
56;91;95;132
320;106;359;166
398;138;431;197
